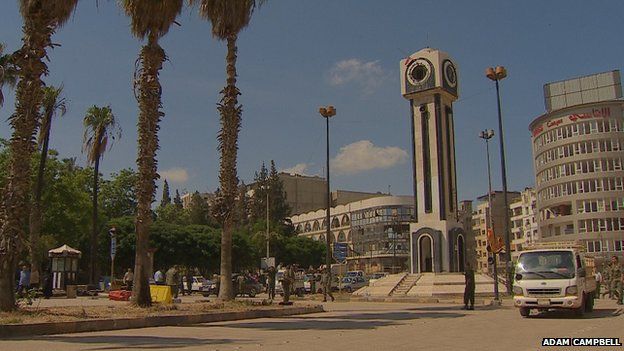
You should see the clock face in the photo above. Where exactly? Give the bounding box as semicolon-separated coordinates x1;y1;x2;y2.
443;60;457;88
407;59;432;86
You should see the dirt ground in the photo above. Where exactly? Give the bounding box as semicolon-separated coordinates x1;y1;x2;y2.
0;299;272;325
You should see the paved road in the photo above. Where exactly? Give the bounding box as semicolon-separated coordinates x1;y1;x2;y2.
2;299;623;351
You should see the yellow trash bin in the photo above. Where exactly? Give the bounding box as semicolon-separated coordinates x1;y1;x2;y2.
150;285;172;304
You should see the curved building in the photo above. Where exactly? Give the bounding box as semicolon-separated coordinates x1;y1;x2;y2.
529;71;624;254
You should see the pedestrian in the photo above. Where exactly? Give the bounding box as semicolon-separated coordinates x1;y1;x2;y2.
281;265;295;304
29;267;40;290
42;268;53;299
601;264;610;299
166;266;180;299
154;269;165;285
236;274;246;297
186;268;194;295
321;267;335;302
123;268;134;291
267;266;276;300
179;269;186;296
463;263;475;310
594;268;602;299
213;274;220;296
607;256;622;304
17;265;31;297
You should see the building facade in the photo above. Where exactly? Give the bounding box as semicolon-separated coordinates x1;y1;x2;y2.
529;71;624;256
473;191;521;273
510;187;539;259
290;196;414;274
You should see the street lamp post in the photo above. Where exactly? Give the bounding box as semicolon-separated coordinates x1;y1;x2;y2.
486;66;512;294
265;185;270;259
479;129;499;302
109;227;117;285
319;105;336;278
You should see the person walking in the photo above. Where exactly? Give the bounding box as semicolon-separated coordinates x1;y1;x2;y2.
463;263;475;310
267;266;276;300
236;274;246;297
123;268;134;291
42;268;53;299
607;256;622;303
166;266;180;299
594;268;602;299
17;265;31;297
321;267;335;302
281;265;295;304
154;269;165;285
185;268;194;295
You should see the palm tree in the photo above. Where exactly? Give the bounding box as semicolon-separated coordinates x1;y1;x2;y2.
0;0;78;312
82;105;121;286
29;85;67;281
0;43;17;108
120;0;183;307
191;0;264;301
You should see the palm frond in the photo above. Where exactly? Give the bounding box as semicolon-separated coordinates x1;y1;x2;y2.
19;0;79;28
190;0;263;39
82;105;121;165
120;0;184;40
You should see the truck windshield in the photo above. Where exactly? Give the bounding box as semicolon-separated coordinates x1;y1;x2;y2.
516;251;575;280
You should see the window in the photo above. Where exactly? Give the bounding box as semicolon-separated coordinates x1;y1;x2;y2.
587;240;602;253
615;240;624;252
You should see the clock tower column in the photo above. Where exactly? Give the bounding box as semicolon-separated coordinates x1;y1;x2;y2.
400;48;464;273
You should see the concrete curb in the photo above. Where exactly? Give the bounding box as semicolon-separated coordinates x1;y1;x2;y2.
0;305;324;338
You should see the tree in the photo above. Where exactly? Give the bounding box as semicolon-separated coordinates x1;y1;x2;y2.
173;189;183;209
29;85;67;280
100;168;138;219
156;203;189;225
0;43;17;108
188;191;210;225
0;0;78;312
233;181;249;227
82;105;121;285
250;162;268;221
160;179;171;208
121;0;184;307
193;0;264;301
268;160;290;222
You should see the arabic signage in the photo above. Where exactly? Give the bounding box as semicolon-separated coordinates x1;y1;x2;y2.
531;107;613;137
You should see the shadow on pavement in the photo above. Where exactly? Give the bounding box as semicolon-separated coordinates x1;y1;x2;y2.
32;335;240;350
529;308;620;320
192;310;464;331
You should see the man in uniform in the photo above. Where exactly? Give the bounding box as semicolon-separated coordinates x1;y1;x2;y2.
607;256;622;304
267;266;276;300
236;273;246;297
321;267;334;302
281;265;295;304
463;263;475;310
166;265;180;299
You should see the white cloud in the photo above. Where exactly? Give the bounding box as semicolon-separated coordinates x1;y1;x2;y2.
159;167;189;183
327;58;387;95
331;140;408;175
281;163;313;176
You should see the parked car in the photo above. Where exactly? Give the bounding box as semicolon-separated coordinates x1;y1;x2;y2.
345;270;365;278
202;274;262;297
275;269;305;297
339;276;368;293
182;276;206;292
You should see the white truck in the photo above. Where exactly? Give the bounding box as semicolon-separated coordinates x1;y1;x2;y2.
513;242;596;317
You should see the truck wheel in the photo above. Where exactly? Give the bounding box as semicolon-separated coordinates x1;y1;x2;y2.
519;307;530;317
297;288;304;298
345;287;353;293
248;288;257;298
574;295;585;317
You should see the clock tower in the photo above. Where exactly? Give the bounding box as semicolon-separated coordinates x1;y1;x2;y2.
400;48;465;273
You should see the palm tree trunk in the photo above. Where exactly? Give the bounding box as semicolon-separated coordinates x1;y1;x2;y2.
29;115;52;284
217;34;241;301
90;154;100;285
0;4;52;312
133;35;165;307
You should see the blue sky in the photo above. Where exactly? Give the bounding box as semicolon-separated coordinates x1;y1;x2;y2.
1;0;623;203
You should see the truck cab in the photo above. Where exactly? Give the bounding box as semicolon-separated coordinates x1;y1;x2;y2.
513;244;596;317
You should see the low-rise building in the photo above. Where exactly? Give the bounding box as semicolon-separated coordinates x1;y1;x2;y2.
290;195;414;274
